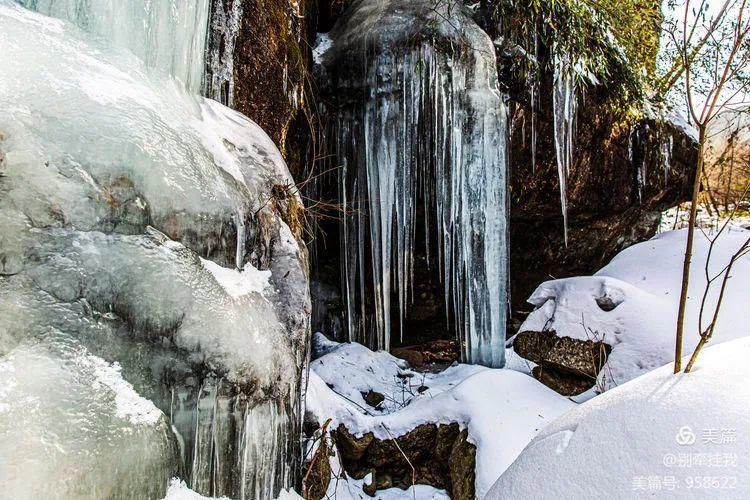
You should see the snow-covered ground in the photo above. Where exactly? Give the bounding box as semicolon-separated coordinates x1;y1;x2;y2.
660;204;750;233
518;228;750;388
306;334;573;498
487;337;750;499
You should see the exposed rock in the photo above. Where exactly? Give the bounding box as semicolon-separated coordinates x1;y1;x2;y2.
391;349;425;369
513;330;611;395
449;430;477;500
532;366;595;397
334;425;375;462
362;390;385;409
332;422;476;496
207;0;315;179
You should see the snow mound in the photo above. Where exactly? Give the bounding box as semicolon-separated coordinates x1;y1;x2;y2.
201;258;272;298
164;479;228;500
306;335;574;497
486;337;750;499
519;229;750;388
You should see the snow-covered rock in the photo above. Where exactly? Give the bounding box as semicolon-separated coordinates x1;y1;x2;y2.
519;228;750;389
306;335;572;498
486;337;750;499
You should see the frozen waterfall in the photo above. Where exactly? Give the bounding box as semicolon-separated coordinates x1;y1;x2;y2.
0;1;307;498
17;0;211;93
318;0;509;367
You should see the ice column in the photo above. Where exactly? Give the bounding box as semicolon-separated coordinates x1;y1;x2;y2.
325;0;509;367
553;65;577;247
18;0;211;92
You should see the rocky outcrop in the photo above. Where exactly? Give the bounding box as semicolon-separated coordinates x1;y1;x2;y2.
332;423;477;499
513;330;611;395
207;0;316;179
506;89;698;309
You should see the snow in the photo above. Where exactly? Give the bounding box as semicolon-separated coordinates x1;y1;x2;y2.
668;110;700;141
486;337;750;499
312;33;332;65
164;479;229;500
518;228;750;389
201;258;272;298
306;334;574;498
90;356;163;426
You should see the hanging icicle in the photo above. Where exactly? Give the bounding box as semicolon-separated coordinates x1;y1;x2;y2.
552;60;578;247
320;0;509;367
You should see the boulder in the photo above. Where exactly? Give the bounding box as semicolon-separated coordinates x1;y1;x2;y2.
332;422;476;496
513;330;611;395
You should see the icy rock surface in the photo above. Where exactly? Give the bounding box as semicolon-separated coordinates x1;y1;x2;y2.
319;0;509;366
0;336;179;499
0;2;309;498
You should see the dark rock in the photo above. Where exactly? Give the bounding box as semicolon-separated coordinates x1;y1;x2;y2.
362;390;385;409
366;424;437;469
334;424;374;461
332;422;475;496
391;349;424;369
207;0;315;179
449;430;476;500
514;330;611;395
532;366;595;397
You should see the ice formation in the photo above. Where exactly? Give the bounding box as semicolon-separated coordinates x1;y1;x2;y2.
0;1;308;498
318;0;509;367
553;64;578;246
205;0;243;106
17;0;211;93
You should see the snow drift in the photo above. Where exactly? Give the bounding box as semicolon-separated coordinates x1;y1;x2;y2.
487;337;750;499
306;334;573;497
518;228;750;387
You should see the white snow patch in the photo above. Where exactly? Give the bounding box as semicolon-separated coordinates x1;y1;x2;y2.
486;337;750;499
163;479;228;500
668;110;699;141
312;33;333;65
306;335;575;498
518;228;750;388
201;258;271;298
90;356;163;426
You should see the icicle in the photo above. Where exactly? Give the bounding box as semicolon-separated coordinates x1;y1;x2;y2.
553;63;577;247
661;134;673;184
205;0;243;105
234;212;246;270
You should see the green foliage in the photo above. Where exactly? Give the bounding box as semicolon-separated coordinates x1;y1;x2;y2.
490;0;662;108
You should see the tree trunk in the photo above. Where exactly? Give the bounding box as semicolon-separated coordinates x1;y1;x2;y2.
674;125;706;373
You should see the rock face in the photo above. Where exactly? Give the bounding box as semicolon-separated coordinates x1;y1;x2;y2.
513;330;611;395
332;423;477;499
206;0;315;179
300;0;698;347
506;90;698;309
